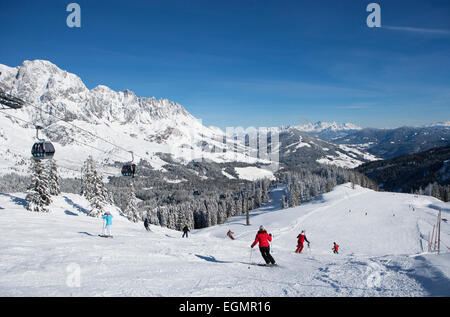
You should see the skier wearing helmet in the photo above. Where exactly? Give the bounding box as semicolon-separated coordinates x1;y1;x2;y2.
251;225;276;266
295;230;310;253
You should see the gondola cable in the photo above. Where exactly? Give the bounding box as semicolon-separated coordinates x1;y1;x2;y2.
2;144;118;177
0;111;126;175
0;109;131;162
26;102;152;176
27;102;149;162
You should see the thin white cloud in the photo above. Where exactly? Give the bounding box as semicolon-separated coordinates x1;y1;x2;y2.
383;25;450;35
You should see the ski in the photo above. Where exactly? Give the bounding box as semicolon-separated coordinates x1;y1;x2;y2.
98;234;113;238
248;263;281;268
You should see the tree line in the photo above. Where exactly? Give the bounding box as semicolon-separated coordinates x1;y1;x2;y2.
278;165;379;209
413;182;450;202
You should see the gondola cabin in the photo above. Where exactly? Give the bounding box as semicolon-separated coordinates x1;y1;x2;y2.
219;194;226;201
31;142;55;159
193;190;201;197
121;163;137;177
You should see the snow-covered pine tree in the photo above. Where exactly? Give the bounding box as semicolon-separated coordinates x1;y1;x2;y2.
46;159;61;196
146;208;160;226
81;156;95;200
26;157;52;213
234;195;243;216
81;156;111;217
254;186;262;208
123;181;141;222
261;181;270;204
289;183;301;206
431;182;441;200
87;170;108;217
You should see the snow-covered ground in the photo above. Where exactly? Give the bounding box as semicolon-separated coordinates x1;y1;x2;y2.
0;184;449;296
234;167;276;181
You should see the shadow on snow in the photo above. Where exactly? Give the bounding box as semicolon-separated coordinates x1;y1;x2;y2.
0;193;28;207
63;195;89;215
195;254;233;264
78;232;96;237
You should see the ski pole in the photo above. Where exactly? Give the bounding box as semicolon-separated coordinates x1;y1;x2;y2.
248;248;254;269
270;233;274;254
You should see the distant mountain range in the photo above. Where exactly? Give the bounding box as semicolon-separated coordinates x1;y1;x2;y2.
291;121;362;133
296;121;450;160
0;59;448;183
426;121;450;128
331;126;450;159
0;60;378;182
277;127;378;169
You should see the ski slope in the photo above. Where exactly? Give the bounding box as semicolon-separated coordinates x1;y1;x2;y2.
0;184;449;296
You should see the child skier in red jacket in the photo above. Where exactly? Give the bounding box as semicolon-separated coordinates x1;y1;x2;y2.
251;225;276;265
332;242;339;254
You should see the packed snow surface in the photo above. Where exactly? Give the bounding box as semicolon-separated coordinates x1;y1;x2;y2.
1;184;449;296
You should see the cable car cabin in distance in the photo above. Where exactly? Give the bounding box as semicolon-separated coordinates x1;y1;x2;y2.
31;142;55;159
193;190;201;197
121;163;137;177
0;88;24;110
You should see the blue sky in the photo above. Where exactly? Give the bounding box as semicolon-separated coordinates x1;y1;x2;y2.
1;0;450;129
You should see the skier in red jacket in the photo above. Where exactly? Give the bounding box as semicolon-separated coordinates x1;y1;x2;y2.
251;225;276;266
295;230;310;253
332;242;339;254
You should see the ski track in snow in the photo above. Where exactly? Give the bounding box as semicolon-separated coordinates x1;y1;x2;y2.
0;185;449;296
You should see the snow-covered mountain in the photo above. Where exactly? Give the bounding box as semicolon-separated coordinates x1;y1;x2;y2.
288;121;364;146
0;60;197;126
0;60;265;178
426;121;450;128
1;183;449;296
278;127;379;169
293;121;362;133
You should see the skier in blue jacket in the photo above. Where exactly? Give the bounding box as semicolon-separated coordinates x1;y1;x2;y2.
102;212;113;236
